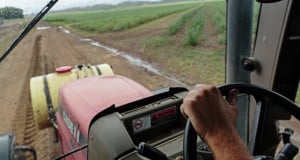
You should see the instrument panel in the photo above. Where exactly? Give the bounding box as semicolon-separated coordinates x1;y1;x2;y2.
121;95;186;144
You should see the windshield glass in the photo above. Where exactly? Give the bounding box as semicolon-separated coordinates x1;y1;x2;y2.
0;1;229;158
5;1;299;160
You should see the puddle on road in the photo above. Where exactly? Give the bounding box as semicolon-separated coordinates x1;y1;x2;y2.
36;26;51;30
89;40;161;75
58;26;71;34
88;40;189;88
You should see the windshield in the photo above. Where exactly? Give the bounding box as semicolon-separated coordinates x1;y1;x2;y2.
1;0;299;160
0;1;229;158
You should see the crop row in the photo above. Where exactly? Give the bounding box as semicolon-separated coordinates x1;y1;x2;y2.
166;1;228;46
168;8;199;35
45;2;198;33
184;7;206;46
167;5;208;46
209;2;226;44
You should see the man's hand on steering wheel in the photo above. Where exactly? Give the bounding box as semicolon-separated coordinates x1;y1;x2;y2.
180;84;238;140
180;84;252;160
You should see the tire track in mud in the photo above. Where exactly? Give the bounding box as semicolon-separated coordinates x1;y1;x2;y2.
13;34;41;145
12;34;60;160
43;27;92;67
15;27;91;160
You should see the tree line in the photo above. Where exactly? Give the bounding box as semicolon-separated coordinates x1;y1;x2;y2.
0;7;24;20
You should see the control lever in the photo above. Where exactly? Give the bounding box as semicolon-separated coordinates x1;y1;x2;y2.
254;144;298;160
275;143;298;160
274;128;298;160
137;142;170;160
282;128;294;144
254;128;299;160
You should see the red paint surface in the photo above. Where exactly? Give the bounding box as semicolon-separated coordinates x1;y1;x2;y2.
57;75;152;159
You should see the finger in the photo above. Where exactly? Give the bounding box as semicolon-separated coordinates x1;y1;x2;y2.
195;84;206;88
226;89;239;107
180;104;188;119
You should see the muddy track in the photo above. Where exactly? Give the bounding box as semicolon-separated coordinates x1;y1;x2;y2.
12;34;60;159
13;28;94;155
13;28;94;159
13;35;41;145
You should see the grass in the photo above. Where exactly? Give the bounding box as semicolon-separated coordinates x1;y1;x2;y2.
45;2;198;33
128;1;227;84
168;8;198;35
167;5;209;46
144;37;225;85
210;2;226;34
167;2;226;46
184;7;206;46
209;2;226;44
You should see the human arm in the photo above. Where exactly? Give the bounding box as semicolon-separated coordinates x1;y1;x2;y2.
180;84;252;160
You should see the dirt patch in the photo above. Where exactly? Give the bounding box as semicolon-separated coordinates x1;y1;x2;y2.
200;11;220;50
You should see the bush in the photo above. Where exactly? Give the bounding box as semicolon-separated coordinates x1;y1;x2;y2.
0;7;24;19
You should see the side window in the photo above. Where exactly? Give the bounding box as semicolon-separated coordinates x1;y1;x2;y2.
252;1;261;48
296;87;300;105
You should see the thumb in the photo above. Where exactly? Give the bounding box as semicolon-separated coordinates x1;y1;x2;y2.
226;89;239;107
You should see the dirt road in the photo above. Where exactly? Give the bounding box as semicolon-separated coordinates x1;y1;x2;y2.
0;25;183;159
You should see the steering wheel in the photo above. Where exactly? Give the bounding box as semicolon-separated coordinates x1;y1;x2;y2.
183;83;300;160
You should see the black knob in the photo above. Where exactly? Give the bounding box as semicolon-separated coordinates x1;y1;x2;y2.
242;57;259;72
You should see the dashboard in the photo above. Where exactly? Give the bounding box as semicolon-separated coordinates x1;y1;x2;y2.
88;87;188;160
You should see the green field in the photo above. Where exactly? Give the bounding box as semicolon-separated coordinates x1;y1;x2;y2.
45;2;199;33
146;1;227;84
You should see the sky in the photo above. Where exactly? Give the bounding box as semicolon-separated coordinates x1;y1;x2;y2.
0;0;161;14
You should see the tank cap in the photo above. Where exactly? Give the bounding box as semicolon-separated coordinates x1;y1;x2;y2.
56;66;72;74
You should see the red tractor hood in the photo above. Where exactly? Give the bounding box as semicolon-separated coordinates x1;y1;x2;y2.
58;75;153;138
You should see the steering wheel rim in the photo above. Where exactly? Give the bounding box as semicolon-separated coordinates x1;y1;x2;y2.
183;83;300;160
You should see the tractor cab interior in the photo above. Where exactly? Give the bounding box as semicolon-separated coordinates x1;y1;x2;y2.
86;84;300;160
0;0;299;160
